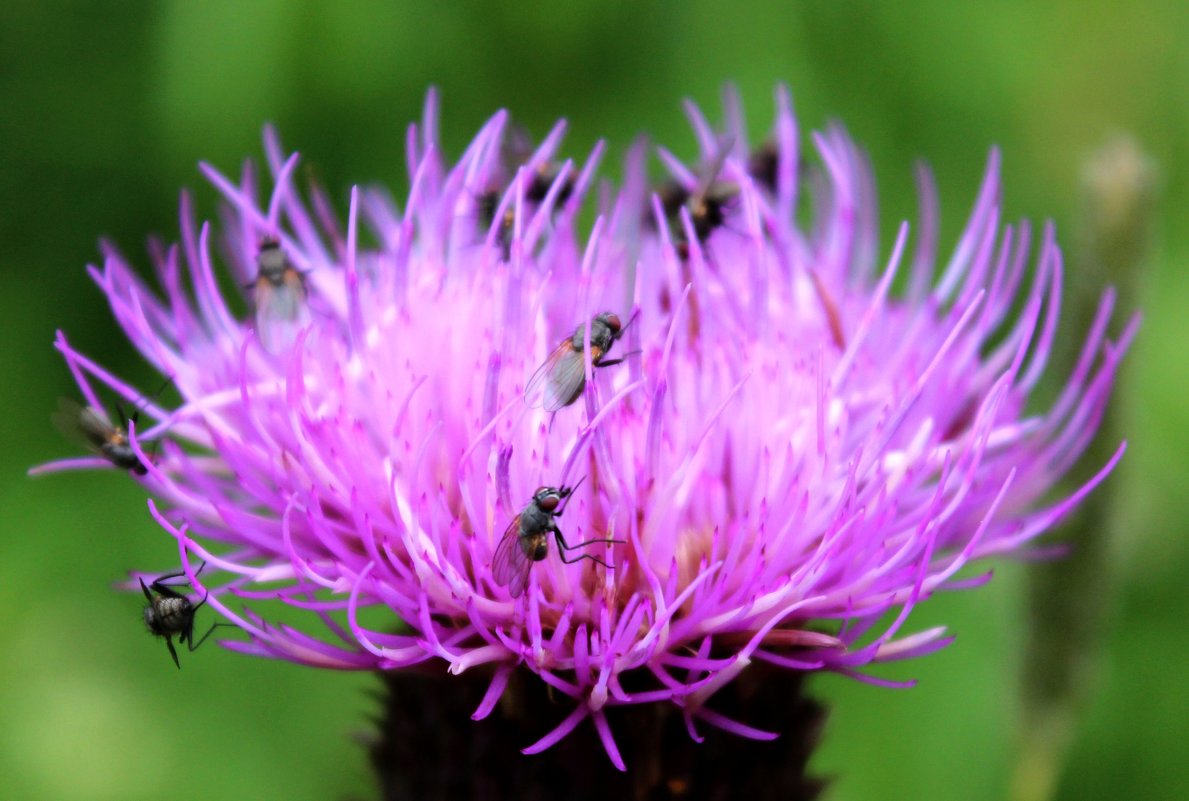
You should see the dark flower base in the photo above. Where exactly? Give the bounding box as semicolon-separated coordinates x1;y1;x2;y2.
368;665;827;801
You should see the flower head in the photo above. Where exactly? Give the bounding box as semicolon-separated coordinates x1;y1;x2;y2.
41;87;1134;768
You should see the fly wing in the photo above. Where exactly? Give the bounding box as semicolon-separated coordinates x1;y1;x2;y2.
492;516;532;598
52;398;110;451
506;552;532;599
254;270;310;353
692;137;736;202
253;270;308;323
541;347;590;412
524;339;587;412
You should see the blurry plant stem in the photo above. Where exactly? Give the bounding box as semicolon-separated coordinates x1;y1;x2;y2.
1011;137;1153;801
366;664;827;801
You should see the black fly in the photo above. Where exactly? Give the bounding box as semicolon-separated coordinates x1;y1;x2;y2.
141;562;229;669
679;143;738;248
492;480;625;599
647;142;739;260
476;189;516;262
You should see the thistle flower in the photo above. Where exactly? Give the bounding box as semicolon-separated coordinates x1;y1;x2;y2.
40;87;1134;772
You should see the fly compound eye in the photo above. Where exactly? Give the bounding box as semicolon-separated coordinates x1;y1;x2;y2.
537;494;560;512
602;313;622;333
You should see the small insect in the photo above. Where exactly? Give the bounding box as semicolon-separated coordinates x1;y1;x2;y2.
504;121;574;207
141;562;227;669
250;238;309;350
747;140;779;194
682;144;739;246
649;143;739;256
524;311;634;411
52;398;148;475
525;160;574;206
648;177;691;229
492;481;625;598
476;189;516;262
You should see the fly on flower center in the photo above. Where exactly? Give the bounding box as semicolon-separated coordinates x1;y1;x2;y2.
654;140;741;261
504;119;577;209
249;237;310;353
647;142;741;345
468;122;576;264
492;478;626;599
523;311;638;412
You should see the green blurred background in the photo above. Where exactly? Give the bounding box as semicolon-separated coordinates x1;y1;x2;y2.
2;2;1185;799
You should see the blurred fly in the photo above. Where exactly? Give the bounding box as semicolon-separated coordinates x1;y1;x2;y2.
747;140;779;194
525;160;574;206
53;398;149;475
141;562;229;669
524;311;634;412
250;238;309;351
505;121;575;207
650;142;739;257
491;480;625;599
476;189;516;262
468;124;573;262
683;142;739;245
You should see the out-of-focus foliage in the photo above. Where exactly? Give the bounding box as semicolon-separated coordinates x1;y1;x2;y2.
1;2;1184;799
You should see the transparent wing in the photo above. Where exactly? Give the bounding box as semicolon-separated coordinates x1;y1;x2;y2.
541;348;591;412
492;516;532;598
254;271;308;324
52;398;110;451
254;271;310;352
693;137;736;201
524;340;585;411
506;553;532;599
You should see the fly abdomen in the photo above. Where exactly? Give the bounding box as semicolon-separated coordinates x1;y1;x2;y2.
145;595;192;636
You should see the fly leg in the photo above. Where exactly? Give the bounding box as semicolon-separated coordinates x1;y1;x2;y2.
147;561;206;595
552;525;624;570
187;619;234;653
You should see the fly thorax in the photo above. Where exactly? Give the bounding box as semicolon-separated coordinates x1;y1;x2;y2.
570;321;614;353
568;328;587;351
520;504;550;533
258;248;289;286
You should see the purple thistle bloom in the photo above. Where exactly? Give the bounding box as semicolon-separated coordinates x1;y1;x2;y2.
39;87;1134;770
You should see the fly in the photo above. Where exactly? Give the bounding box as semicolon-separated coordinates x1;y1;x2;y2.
53;398;148;475
141;562;230;669
250;238;309;351
681;142;738;247
491;480;625;598
648;142;738;259
476;189;516;262
524;311;634;412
